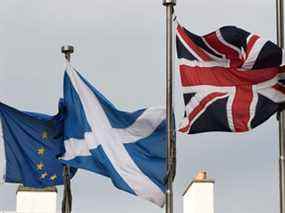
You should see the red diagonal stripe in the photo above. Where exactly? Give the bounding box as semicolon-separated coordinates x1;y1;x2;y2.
204;32;242;67
232;85;253;132
180;65;278;87
177;25;211;61
179;92;227;133
246;35;260;59
273;84;285;95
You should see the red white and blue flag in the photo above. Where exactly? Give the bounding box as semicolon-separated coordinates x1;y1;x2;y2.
176;24;285;134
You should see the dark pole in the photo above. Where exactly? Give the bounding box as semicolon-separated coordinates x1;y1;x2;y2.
277;1;285;213
162;1;176;213
61;45;74;213
277;1;285;212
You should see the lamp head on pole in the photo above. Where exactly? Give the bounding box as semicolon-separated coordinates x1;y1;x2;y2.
61;45;74;62
163;0;176;6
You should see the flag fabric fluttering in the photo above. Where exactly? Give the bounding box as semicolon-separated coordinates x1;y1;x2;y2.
61;64;167;207
0;100;76;187
176;24;285;134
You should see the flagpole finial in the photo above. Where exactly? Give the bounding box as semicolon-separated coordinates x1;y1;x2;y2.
61;45;74;62
163;0;176;6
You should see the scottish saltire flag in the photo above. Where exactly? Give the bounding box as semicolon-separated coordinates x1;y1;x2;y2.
176;24;285;134
61;64;167;207
0;100;76;187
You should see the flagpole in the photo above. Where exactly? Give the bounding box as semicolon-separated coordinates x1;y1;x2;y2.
61;45;74;213
277;1;285;213
163;1;176;213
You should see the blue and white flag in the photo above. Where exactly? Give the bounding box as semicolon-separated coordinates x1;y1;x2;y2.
61;64;167;206
0;100;76;187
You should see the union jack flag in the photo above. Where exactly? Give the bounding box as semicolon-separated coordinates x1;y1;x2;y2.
176;24;285;134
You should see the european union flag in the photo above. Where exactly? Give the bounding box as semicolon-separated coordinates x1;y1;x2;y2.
0;100;76;187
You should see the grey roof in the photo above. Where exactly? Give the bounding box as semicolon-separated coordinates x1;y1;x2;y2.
16;185;57;193
182;179;215;196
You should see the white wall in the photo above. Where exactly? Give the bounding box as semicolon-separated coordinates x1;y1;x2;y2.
183;181;214;213
0;211;17;213
16;191;57;213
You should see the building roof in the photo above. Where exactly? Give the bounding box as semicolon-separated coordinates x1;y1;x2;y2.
16;185;57;193
182;179;215;196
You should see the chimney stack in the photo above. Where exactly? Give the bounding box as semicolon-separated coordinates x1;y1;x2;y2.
16;186;57;213
183;170;214;213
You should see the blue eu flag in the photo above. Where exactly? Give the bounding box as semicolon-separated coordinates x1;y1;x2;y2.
0;100;76;187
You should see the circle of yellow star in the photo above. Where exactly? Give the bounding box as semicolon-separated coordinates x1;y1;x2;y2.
36;163;44;171
37;147;45;156
42;131;48;140
50;175;57;181
40;172;48;179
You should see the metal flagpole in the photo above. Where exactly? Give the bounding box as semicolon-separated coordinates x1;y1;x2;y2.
277;1;285;213
61;45;74;213
162;1;176;213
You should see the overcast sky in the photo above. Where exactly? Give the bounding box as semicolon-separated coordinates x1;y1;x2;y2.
0;0;281;213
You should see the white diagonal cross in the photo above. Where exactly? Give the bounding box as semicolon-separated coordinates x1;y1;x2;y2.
63;66;166;206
